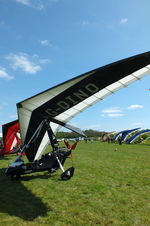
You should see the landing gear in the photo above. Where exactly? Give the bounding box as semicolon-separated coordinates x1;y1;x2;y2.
5;119;81;181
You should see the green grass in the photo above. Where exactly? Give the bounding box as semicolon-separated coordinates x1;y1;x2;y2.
0;141;150;225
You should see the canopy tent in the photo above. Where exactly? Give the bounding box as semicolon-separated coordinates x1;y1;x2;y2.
101;131;115;142
17;51;150;162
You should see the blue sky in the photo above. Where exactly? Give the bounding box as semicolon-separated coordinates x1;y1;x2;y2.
0;0;150;133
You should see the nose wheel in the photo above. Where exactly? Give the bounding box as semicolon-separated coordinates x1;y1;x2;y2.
61;167;75;180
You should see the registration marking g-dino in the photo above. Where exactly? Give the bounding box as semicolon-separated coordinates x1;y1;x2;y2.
45;83;99;117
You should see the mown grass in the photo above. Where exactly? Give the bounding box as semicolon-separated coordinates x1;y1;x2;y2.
0;141;150;225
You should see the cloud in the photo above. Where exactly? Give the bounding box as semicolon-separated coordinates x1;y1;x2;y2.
9;114;18;119
85;124;102;130
102;107;122;113
82;20;97;27
15;0;31;6
120;18;128;24
66;121;102;131
127;104;143;110
40;40;50;46
6;53;49;74
39;40;54;48
102;107;124;117
106;113;124;117
15;0;44;10
39;40;57;49
133;122;145;127
78;124;102;130
0;67;14;80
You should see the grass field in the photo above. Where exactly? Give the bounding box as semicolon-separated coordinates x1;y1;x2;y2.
0;141;150;226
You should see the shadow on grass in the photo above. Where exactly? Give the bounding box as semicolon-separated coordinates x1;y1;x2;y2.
21;173;57;181
0;167;49;221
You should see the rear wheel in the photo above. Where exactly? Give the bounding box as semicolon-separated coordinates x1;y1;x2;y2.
10;174;21;180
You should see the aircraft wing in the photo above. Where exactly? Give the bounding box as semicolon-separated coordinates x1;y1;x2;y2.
127;129;150;143
17;51;150;162
121;128;140;142
113;128;140;141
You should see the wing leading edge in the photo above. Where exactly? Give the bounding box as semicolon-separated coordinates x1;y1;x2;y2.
17;51;150;162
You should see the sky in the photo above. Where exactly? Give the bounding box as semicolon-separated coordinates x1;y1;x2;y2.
0;0;150;134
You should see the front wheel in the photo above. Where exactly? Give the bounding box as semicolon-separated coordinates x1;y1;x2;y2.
61;167;75;180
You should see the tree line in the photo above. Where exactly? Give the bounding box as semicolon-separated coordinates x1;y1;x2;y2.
56;129;105;139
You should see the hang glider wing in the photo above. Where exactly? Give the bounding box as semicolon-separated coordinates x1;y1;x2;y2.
121;128;140;142
127;129;150;143
113;129;128;141
17;51;150;162
113;128;140;142
2;120;21;152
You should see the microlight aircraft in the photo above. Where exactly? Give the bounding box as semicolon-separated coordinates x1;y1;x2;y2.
0;120;21;157
5;51;150;180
